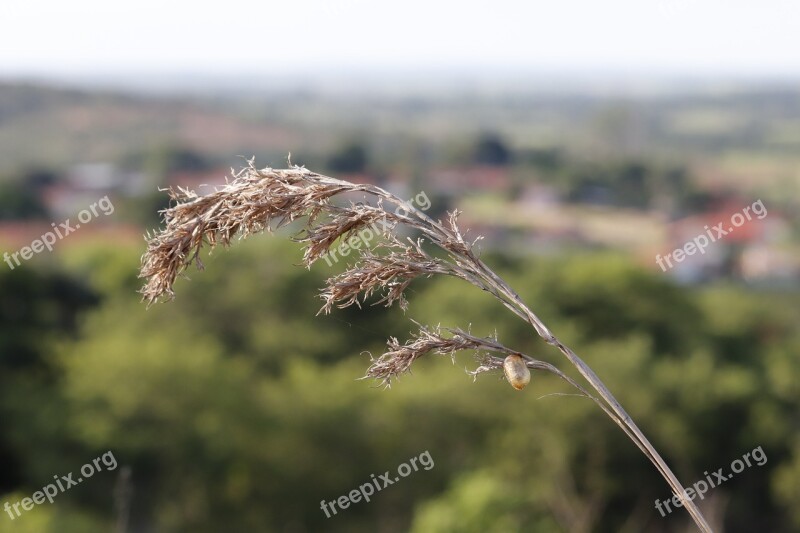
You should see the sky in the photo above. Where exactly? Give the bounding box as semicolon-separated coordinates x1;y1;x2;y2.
2;0;800;82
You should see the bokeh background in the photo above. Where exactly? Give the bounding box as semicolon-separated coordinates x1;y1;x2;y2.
1;2;799;532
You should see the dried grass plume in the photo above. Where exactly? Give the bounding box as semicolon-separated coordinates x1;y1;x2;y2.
138;160;713;532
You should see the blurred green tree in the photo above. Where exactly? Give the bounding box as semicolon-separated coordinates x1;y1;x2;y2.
472;133;512;166
327;142;368;174
1;242;798;532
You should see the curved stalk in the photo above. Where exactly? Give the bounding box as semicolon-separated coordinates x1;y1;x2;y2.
139;165;713;532
342;174;712;532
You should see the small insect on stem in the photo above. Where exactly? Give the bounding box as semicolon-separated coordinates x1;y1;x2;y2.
503;354;531;390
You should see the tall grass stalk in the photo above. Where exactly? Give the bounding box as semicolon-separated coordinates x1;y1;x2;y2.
139;161;713;532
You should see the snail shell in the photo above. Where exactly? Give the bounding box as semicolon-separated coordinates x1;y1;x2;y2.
503;354;531;391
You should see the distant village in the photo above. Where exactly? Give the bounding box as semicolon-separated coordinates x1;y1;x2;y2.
1;155;797;286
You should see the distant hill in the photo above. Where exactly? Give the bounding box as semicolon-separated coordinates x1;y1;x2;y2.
1;81;800;198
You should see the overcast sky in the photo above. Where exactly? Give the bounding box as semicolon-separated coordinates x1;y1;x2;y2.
2;1;799;80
